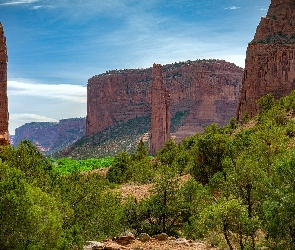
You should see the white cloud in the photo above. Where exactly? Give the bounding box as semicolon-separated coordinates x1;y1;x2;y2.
30;5;53;10
0;0;39;5
225;6;240;10
8;80;86;103
7;79;87;134
9;113;59;134
11;113;58;123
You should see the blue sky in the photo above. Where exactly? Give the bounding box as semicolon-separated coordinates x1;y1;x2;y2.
0;0;269;134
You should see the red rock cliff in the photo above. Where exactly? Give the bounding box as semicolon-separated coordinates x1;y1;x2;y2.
0;23;9;145
237;0;295;120
150;64;170;155
87;60;243;141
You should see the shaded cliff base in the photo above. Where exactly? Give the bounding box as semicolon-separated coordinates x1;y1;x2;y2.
55;111;192;159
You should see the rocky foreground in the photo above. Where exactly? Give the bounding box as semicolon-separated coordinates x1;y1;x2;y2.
84;232;217;250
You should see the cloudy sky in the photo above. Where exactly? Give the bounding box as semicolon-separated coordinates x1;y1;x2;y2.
1;0;269;134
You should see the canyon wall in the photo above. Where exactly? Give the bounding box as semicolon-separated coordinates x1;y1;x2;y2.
87;60;243;142
237;0;295;120
14;118;86;154
0;23;9;145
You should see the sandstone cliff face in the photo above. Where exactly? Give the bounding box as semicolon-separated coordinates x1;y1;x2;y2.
87;60;243;141
0;23;9;145
237;0;295;120
150;64;170;155
14;118;86;154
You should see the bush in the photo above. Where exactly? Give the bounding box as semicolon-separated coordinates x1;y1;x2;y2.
106;152;131;184
0;164;64;249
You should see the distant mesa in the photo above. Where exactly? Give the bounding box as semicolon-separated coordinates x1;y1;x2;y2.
14;118;86;155
0;23;9;146
237;0;295;120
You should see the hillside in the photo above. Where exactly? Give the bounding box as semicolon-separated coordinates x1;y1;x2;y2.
55;111;188;159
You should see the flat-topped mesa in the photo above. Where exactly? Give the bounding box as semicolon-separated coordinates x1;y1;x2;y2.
86;59;243;142
0;23;9;145
237;0;295;120
150;63;171;156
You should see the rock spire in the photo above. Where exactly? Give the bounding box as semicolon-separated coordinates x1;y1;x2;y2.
150;63;170;156
0;23;9;145
237;0;295;120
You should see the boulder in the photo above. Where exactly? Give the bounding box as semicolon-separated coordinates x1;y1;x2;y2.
153;233;169;241
83;241;104;250
138;233;151;242
114;232;135;245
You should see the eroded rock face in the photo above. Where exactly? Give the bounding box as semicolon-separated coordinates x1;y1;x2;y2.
0;23;9;145
237;0;295;120
87;60;242;142
14;122;58;150
150;63;170;155
14;118;86;154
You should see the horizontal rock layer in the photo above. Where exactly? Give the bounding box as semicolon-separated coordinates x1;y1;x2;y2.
87;60;243;141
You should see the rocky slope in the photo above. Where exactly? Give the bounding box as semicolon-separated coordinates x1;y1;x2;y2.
14;118;86;155
87;59;243;142
84;236;217;250
54;110;207;159
237;0;295;120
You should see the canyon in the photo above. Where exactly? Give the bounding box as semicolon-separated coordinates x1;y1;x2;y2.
237;0;295;120
17;0;295;157
87;59;243;143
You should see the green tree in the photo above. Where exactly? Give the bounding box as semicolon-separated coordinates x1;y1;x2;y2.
190;124;230;184
193;198;252;250
179;178;213;226
0;164;64;249
106;152;131;183
56;171;122;242
279;90;295;112
145;165;180;234
156;138;178;166
131;139;148;162
127;140;154;184
263;153;295;249
0;141;53;191
257;93;275;112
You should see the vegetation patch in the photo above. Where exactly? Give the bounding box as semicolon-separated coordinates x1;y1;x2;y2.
4;92;295;249
51;157;114;175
